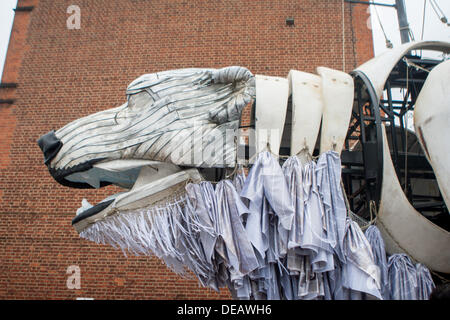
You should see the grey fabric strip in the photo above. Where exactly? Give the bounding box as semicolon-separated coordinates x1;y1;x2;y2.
79;150;435;300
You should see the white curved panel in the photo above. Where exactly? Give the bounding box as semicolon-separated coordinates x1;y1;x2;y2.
377;125;450;273
317;67;354;155
255;75;289;156
288;70;324;156
414;60;450;209
94;159;163;172
355;41;450;100
73;168;202;233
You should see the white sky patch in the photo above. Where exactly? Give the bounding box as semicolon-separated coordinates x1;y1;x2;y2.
370;0;450;58
0;0;17;79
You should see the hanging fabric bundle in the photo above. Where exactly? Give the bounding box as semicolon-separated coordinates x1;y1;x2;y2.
240;151;294;263
316;151;347;263
365;225;390;299
323;258;345;299
185;181;224;290
281;154;333;299
239;151;295;299
341;218;382;299
232;167;247;195
415;263;435;300
233;167;249;207
241;151;295;246
81;146;437;300
388;253;418;300
215;179;260;298
80;194;215;286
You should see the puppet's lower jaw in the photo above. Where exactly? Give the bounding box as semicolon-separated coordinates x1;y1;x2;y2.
72;165;203;233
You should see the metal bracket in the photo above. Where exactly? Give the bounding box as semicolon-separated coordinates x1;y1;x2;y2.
0;83;18;89
344;0;396;8
14;6;35;12
0;99;15;104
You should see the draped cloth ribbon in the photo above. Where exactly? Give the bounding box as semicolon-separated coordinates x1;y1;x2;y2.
79;151;435;300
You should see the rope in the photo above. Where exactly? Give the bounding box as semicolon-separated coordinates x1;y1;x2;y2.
296;146;313;164
403;57;431;73
367;200;378;228
247;141;287;166
341;180;352;218
341;174;377;230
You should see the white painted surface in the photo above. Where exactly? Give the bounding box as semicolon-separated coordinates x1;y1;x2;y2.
377;126;450;273
288;70;324;156
414;59;450;209
317;67;354;155
356;41;450;100
254;75;289;156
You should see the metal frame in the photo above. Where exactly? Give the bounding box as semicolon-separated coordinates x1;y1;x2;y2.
342;70;383;219
235;56;448;227
343;0;397;8
342;55;449;224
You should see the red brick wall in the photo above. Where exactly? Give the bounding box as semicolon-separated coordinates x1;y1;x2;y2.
0;0;373;299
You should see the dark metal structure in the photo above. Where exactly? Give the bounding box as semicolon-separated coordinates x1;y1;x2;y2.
341;54;449;231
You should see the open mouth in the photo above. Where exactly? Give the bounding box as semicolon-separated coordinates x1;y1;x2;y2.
67;158;202;232
38;130;203;232
36;66;256;234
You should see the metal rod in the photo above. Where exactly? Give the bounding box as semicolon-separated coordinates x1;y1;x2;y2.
395;0;411;43
13;6;34;12
344;0;396;8
0;83;17;88
386;81;400;173
0;99;15;104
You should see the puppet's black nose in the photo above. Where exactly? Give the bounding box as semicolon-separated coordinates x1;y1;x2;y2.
37;130;63;165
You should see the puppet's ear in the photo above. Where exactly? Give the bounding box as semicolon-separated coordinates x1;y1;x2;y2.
208;66;255;124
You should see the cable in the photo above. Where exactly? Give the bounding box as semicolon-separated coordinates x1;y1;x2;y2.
421;0;427;40
429;0;449;25
403;57;431;74
431;0;446;18
371;0;393;48
408;28;415;42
